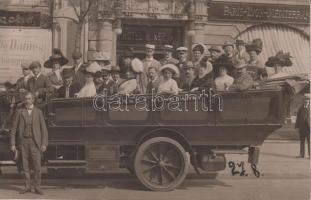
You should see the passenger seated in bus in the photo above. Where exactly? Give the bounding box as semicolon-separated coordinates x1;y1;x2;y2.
97;69;111;95
57;68;81;98
45;49;69;90
157;64;179;95
146;67;160;94
229;60;253;91
215;65;234;91
94;71;105;93
107;66;125;96
180;62;195;92
265;51;292;79
119;58;144;95
190;59;214;92
76;62;99;98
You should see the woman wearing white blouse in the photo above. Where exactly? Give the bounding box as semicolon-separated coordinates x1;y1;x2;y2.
76;62;100;98
157;64;180;95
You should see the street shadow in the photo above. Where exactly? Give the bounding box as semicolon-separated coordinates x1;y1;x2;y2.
0;172;230;192
261;152;299;159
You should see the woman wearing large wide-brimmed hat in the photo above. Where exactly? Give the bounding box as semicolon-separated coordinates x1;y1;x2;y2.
191;58;214;92
157;64;180;95
44;48;69;90
265;50;293;79
76;62;101;98
245;39;267;81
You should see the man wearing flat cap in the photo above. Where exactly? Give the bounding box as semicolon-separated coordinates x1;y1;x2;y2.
160;45;178;66
71;51;85;85
27;61;52;104
140;44;161;93
16;62;33;93
57;68;82;98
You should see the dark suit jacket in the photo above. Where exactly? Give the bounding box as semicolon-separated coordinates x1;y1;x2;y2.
295;105;310;134
10;106;48;149
27;74;52;98
16;77;29;90
57;83;82;98
98;80;112;95
107;79;126;95
72;65;86;85
146;79;160;94
191;72;214;91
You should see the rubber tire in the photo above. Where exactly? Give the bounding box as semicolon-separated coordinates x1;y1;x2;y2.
134;137;189;191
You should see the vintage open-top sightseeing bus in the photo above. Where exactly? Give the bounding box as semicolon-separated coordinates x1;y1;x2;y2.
0;87;288;191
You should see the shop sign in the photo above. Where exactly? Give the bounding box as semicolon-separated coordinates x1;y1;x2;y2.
0;10;42;27
0;28;52;83
208;2;310;24
117;25;184;49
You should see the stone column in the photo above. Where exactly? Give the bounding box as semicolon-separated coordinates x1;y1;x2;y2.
192;23;206;44
97;19;114;55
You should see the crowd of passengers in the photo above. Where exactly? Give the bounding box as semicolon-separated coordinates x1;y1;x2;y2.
5;39;294;104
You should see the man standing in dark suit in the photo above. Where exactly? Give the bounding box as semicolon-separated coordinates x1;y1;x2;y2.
71;51;85;85
27;61;52;104
10;92;48;195
295;93;310;158
57;68;81;98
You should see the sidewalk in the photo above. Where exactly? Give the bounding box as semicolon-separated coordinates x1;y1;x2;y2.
267;124;299;140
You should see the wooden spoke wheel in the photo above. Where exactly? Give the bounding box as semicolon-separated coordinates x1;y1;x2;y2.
134;137;189;191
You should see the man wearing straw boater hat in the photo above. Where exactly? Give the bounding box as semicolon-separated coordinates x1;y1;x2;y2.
44;49;69;90
140;44;161;93
160;45;178;66
295;93;310;159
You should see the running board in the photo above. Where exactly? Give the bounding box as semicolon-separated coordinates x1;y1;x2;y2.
211;149;248;154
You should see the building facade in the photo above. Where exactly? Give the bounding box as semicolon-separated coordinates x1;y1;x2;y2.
86;0;309;74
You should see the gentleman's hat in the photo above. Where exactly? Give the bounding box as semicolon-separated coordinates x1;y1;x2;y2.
164;45;174;51
234;60;247;69
265;50;293;67
29;61;42;69
62;68;74;78
83;62;101;75
182;61;194;69
208;45;222;53
44;48;69;68
21;61;30;69
101;69;110;76
177;47;188;52
93;51;111;61
145;44;155;49
72;51;82;59
222;41;234;49
131;58;144;73
235;39;246;46
192;43;205;54
245;38;263;55
160;64;180;78
110;65;121;73
94;71;104;78
123;47;134;59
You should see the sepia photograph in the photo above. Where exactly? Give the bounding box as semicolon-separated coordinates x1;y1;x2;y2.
0;0;310;199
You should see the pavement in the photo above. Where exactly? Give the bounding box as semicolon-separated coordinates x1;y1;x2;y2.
0;140;310;200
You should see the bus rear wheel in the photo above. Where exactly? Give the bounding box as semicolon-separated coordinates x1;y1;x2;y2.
134;137;189;191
